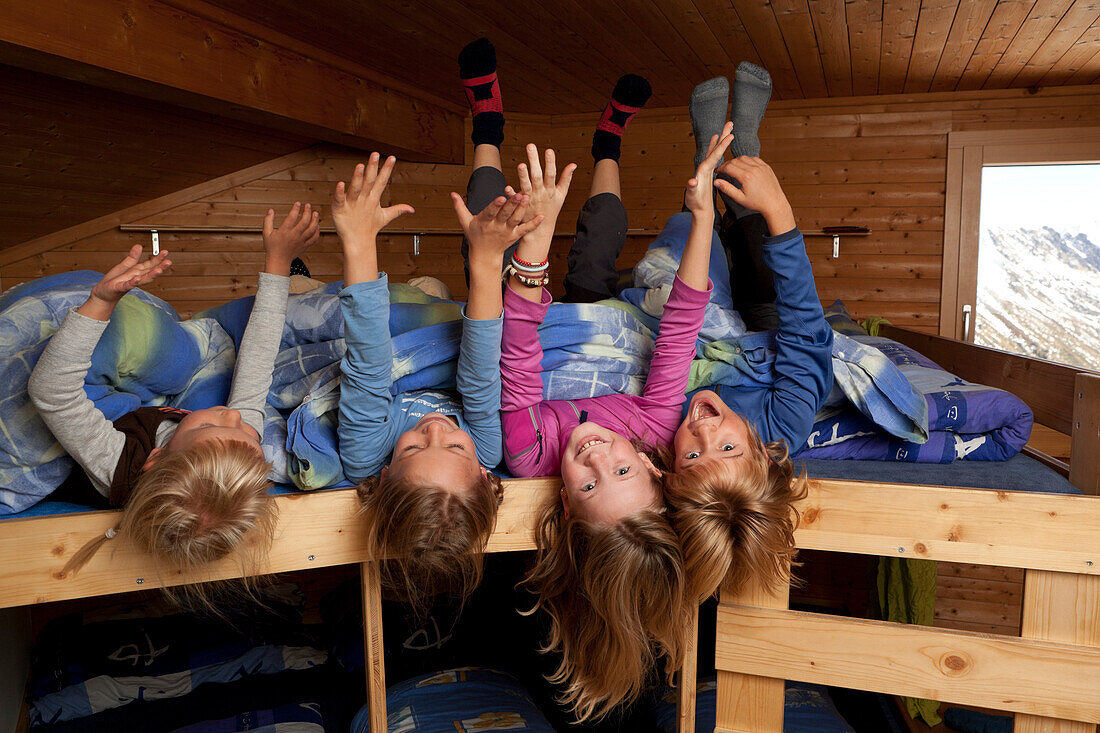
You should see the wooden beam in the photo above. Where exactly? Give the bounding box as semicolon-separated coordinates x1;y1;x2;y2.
880;324;1100;435
715;582;789;733
0;0;463;162
676;603;699;733
1014;570;1100;733
1069;374;1100;495
715;604;1100;723
361;561;388;733
3;477;1099;609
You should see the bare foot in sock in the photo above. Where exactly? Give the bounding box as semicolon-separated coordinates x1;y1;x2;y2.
690;77;729;169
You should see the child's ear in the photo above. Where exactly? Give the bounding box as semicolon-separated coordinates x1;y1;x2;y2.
380;465;388;481
637;451;662;479
141;446;164;472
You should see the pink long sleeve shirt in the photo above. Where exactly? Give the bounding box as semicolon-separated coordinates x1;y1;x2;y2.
501;276;712;477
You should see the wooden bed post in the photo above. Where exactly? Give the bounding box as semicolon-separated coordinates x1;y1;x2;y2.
714;581;790;733
676;603;699;733
1015;373;1099;733
361;560;387;733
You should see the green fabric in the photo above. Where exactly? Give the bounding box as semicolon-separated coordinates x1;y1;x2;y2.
877;557;942;726
860;315;892;336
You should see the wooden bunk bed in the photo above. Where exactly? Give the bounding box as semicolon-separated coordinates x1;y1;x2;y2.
1;325;1097;733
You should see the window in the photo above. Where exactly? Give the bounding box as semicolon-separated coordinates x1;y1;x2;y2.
974;164;1100;370
941;129;1100;371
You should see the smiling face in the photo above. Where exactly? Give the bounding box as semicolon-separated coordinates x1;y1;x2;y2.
673;390;755;474
156;406;264;465
386;412;486;493
559;422;663;526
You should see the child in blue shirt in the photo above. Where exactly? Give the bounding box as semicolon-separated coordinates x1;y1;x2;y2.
332;153;542;615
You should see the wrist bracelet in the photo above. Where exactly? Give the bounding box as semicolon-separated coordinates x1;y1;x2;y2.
504;265;549;288
511;254;549;270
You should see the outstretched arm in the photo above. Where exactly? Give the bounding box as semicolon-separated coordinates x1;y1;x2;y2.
228;203;320;436
716;158;831;444
508;145;577;303
641;125;732;406
333;155;416;480
29;246;171;495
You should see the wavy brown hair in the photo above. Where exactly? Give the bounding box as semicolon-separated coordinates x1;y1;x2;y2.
523;489;688;722
664;425;806;604
357;470;503;618
62;440;277;612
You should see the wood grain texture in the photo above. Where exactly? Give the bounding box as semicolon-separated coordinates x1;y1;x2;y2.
716;582;789;733
360;561;387;733
715;604;1100;723
0;0;464;161
1069;373;1100;495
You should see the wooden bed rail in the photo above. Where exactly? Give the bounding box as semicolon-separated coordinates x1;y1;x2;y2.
4;478;1098;731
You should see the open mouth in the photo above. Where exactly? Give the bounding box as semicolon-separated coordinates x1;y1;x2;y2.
576;437;605;457
691;398;720;423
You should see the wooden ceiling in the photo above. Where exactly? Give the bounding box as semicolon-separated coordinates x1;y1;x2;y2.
203;0;1100;113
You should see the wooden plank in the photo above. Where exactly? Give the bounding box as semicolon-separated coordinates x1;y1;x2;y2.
0;478;557;609
771;0;831;99
956;142;984;339
715;604;1100;722
797;479;1100;574
904;0;963;93
940;142;965;337
1069;373;1100;495
676;603;698;733
930;0;1001;92
984;0;1077;88
845;0;883;95
879;0;921;93
0;0;463;161
361;561;387;733
1039;23;1100;85
0;148;321;267
715;582;789;733
958;0;1039;90
879;324;1099;434
1011;0;1100;88
1015;569;1100;732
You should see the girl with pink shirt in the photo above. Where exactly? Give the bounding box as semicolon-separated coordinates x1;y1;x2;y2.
499;126;734;722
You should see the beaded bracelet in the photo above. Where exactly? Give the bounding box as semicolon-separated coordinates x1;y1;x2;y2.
511;254;549;271
504;265;549;288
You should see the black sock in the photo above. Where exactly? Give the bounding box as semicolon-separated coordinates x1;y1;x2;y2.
289;257;310;278
591;74;652;163
459;38;504;148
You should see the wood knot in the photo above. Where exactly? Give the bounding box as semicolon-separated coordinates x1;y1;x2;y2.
940;503;949;510
996;491;1008;502
1048;511;1057;518
121;9;136;27
53;571;66;580
946;525;962;542
913;542;927;555
51;544;65;557
939;652;971;676
802;507;820;524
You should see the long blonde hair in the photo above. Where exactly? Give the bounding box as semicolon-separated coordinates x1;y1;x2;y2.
357;470;503;618
523;490;688;722
62;440;277;610
665;426;806;603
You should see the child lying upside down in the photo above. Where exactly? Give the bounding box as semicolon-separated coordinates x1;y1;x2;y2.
332;153;542;618
667;71;832;605
28;203;320;601
499;120;735;719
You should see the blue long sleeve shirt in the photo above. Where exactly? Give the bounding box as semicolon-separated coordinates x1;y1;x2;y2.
337;275;504;482
685;228;833;449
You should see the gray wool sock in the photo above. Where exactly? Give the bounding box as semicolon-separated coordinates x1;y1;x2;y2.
731;62;772;158
689;76;729;168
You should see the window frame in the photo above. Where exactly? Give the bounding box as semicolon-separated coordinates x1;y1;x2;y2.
941;127;1100;340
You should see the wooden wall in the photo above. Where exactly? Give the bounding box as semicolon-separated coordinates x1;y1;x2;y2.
0;64;309;251
4;84;1098;328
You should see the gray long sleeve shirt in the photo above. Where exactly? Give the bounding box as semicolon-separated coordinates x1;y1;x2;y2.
28;273;290;497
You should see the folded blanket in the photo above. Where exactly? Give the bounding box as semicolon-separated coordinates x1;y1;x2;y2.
796;302;1033;462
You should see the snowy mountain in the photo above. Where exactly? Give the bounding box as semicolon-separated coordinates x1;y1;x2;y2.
974;226;1100;371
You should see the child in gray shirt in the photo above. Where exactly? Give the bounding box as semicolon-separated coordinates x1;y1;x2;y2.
28;203;319;586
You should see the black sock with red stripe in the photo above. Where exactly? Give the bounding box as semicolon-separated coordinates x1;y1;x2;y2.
591;74;652;163
459;38;504;148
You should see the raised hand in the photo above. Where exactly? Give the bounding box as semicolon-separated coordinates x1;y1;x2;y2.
714;156;796;235
79;245;172;321
517;144;577;225
684;121;734;217
450;191;544;264
262;201;321;276
332;154;415;250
